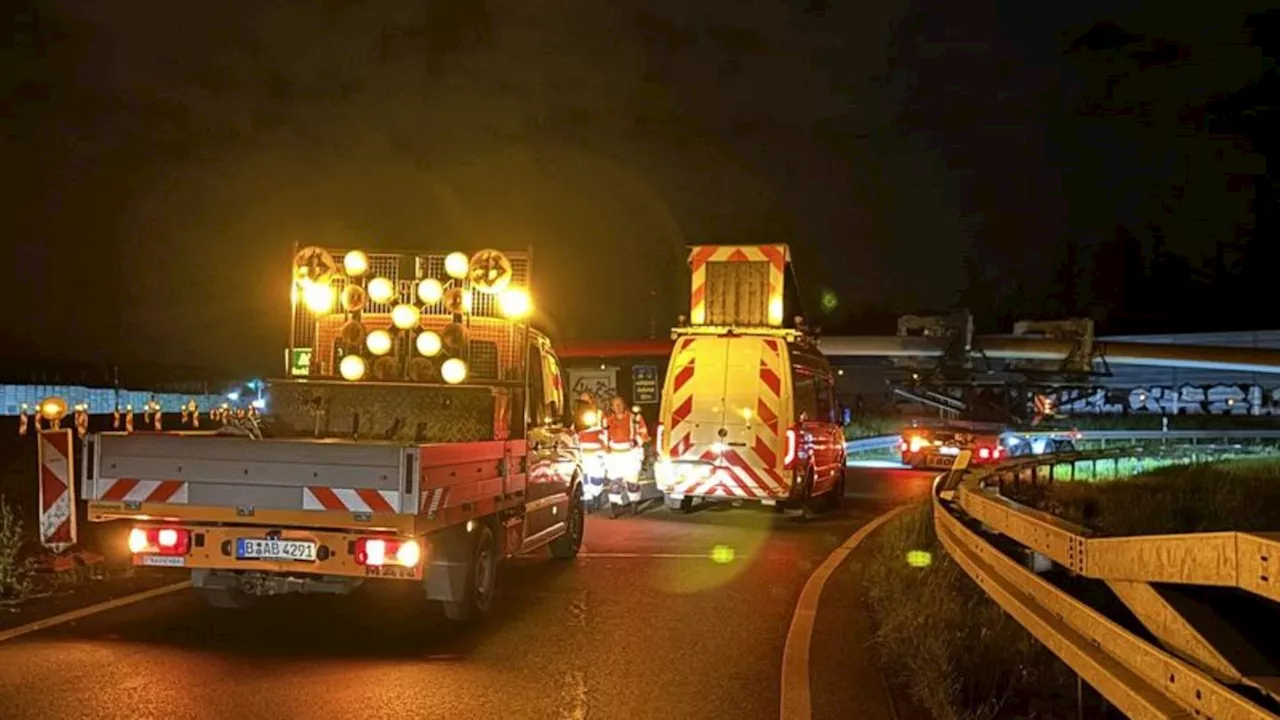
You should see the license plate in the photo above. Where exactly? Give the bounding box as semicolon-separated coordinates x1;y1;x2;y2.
236;538;317;562
926;455;955;468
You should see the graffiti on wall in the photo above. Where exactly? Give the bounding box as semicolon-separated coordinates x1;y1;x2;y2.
567;368;617;408
1055;384;1280;416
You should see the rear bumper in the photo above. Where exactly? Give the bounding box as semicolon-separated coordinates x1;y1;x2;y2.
129;524;425;582
655;459;794;500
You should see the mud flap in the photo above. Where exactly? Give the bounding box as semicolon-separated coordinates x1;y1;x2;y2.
424;524;476;603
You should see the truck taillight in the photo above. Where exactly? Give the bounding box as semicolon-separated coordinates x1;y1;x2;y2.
784;428;797;468
976;446;1002;462
354;537;422;568
898;439;909;453
128;526;191;556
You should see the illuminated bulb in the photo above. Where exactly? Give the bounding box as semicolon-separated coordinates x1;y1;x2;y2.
366;329;393;356
498;288;531;318
461;289;473;314
39;397;68;421
444;251;469;280
127;528;148;554
768;296;784;326
441;358;468;385
396;540;422;567
368;277;395;304
343;250;369;277
416;330;442;357
339;354;367;381
417;278;443;304
302;282;336;313
391;303;421;330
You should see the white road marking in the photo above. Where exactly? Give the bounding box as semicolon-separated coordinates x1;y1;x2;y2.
0;581;191;644
578;552;729;559
779;506;909;720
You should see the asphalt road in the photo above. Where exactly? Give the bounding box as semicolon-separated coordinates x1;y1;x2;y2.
0;466;936;720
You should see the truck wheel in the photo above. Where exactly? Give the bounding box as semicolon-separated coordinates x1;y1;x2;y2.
199;586;257;610
549;488;584;560
443;524;498;622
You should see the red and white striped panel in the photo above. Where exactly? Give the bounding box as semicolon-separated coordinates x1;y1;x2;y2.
419;486;450;519
303;487;400;514
98;478;189;504
38;429;76;552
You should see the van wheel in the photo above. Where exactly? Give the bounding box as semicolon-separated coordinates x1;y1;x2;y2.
199;586;257;609
664;496;693;513
443;524;498;622
797;468;818;520
549;487;585;560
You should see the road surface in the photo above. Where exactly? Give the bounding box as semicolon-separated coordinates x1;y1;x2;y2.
0;467;935;720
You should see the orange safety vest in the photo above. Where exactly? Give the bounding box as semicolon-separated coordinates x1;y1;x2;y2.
578;426;605;451
604;411;648;450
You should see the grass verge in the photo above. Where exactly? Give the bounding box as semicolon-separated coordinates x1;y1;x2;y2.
863;502;1074;719
1009;456;1280;535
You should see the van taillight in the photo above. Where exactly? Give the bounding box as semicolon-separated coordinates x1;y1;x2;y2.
784;428;797;467
655;422;665;457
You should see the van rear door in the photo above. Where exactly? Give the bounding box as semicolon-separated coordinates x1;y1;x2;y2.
666;335;789;496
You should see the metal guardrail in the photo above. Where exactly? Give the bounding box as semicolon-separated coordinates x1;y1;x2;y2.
845;427;1280;456
932;444;1280;719
844;435;901;454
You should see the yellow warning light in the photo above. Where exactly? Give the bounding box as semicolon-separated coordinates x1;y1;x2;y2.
416;330;443;357
441;358;468;385
767;296;784;326
302;282;336;314
417;278;444;305
581;409;599;427
39;397;69;422
366;329;393;356
343;250;369;277
391;303;421;330
444;252;469;280
367;277;396;305
498;288;531;319
339;354;367;381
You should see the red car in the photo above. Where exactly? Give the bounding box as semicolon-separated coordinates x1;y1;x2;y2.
900;427;1005;469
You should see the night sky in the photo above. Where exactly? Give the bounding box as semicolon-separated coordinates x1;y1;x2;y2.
2;1;1275;379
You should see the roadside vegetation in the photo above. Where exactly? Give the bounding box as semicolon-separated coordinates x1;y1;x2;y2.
862;502;1074;720
0;498;33;601
1008;456;1280;535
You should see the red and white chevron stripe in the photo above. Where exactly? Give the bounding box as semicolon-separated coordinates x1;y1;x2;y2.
302;487;400;514
38;429;76;552
98;478;189;504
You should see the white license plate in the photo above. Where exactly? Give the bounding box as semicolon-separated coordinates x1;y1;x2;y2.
236;538;317;561
926;455;955;468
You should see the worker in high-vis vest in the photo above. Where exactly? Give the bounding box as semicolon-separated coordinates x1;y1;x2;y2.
603;395;648;517
573;392;607;510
